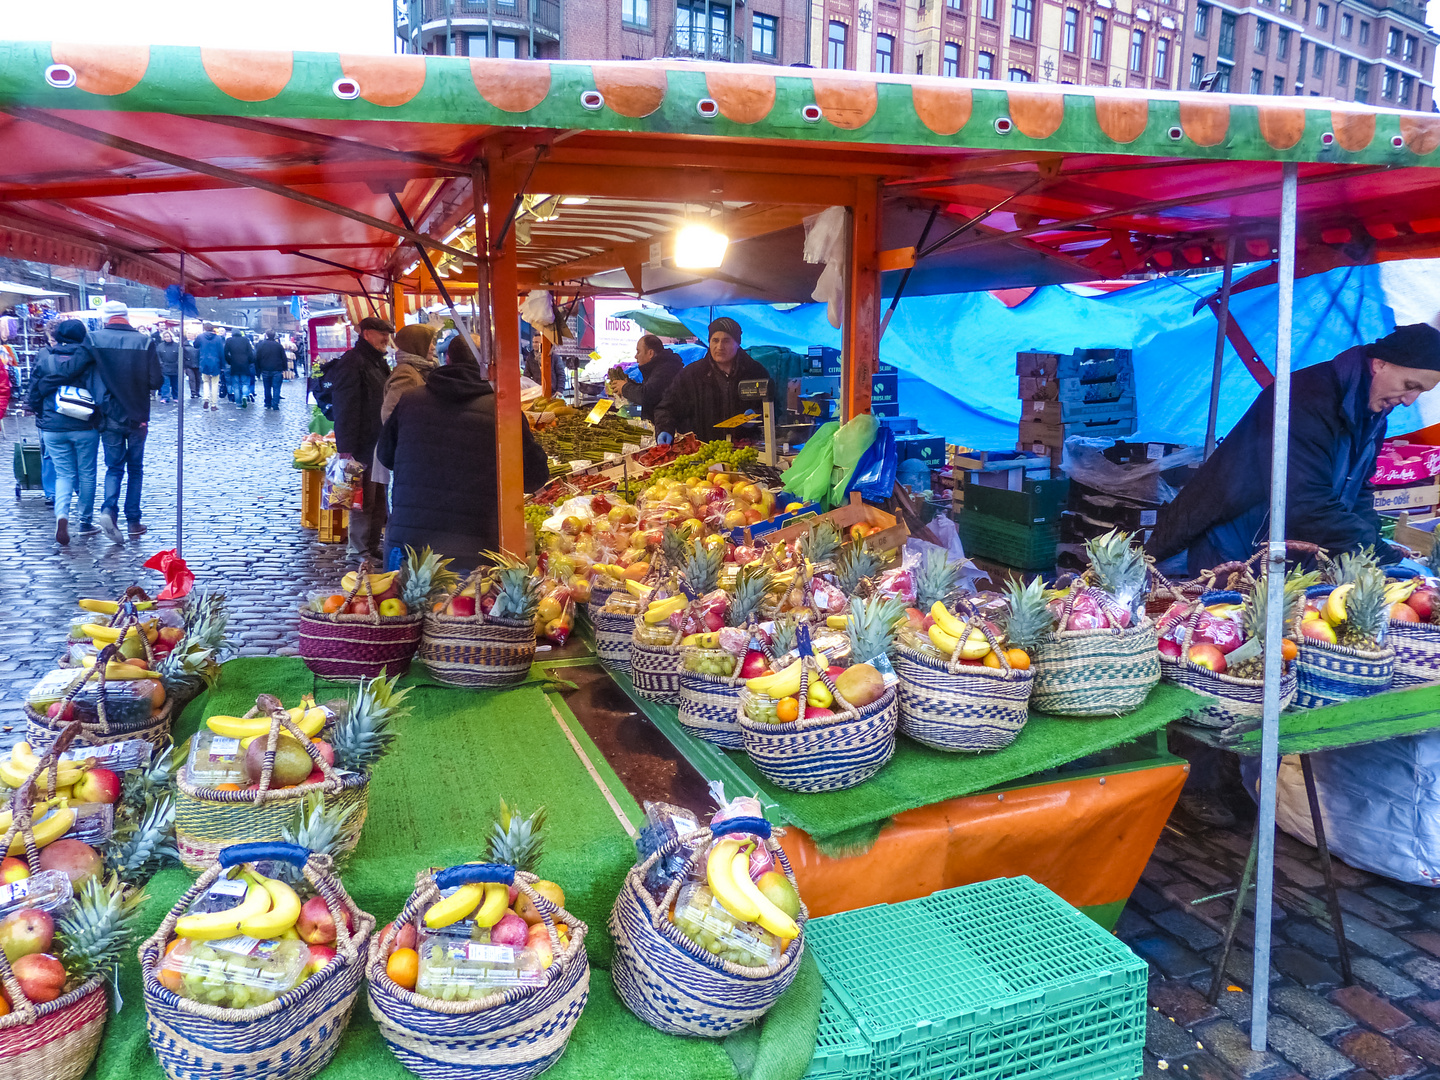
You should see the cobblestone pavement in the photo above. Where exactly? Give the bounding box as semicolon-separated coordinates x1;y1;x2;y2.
6;394;1440;1079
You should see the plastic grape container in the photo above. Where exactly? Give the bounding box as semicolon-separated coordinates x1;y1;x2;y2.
672;883;781;968
413;929;547;1002
683;648;739;677
186;731;250;786
163;936;308;1009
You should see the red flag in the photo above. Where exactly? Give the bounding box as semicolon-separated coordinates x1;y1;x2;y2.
143;549;194;600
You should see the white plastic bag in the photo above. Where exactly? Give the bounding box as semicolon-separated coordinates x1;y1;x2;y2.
804;207;849;329
519;290;558;344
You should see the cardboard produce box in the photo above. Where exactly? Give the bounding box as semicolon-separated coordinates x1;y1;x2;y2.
1373;481;1440;513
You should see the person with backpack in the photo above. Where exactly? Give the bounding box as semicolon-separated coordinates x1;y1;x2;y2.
25;320;106;546
323;316;394;564
225;329;256;409
195;323;225;410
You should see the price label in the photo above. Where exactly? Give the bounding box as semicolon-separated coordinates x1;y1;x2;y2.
466;943;515;963
801;400;823;417
208;737;241;758
714;411;760;429
585;399;614;425
210;876;249;899
0;878;32;907
209;935;260;956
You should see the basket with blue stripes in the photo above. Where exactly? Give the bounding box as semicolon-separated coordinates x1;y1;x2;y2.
609;816;805;1037
1382;568;1440;688
138;843;374;1080
1295;584;1394;708
367;862;590;1080
591;598;638;674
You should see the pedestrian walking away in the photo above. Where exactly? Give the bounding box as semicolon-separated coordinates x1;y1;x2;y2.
327;314;394;564
156;329;181;403
183;333;200;398
88;299;162;542
255;329;288;410
225;328;256;408
25;318;105;547
195;322;225;410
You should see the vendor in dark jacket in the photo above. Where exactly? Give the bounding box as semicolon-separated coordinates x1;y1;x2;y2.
1150;324;1440;576
331;316;394;564
608;334;683;423
653;318;774;441
376;334;549;574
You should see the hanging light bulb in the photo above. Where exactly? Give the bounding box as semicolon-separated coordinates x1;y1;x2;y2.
674;222;729;269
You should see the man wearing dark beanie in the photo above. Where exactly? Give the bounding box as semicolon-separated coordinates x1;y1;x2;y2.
1151;322;1440;574
653;316;774;441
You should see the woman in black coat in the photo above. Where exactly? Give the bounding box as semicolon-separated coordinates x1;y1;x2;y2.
375;336;549;573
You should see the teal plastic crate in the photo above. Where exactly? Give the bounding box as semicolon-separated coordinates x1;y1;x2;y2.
803;988;871;1080
807;877;1147;1080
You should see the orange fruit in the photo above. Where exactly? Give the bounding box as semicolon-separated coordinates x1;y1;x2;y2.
387;947;419;990
1005;649;1031;671
213;783;241;791
981;650;1002;669
322;594;346;614
1281;639;1298;662
775;696;799;723
0;990;10;1018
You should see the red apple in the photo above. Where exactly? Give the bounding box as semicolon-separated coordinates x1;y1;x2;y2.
1391;602;1421;623
1300;619;1338;645
0;909;53;963
447;595;476;617
0;858;28;884
311;740;335;767
381;920;417;952
297;895;353;946
1158;637;1183;658
347;599;373;616
157;626;184;645
738;650;770;679
302;944;336;977
1187;643;1228;673
303;769;325;786
45;701;74;722
72;767;121;805
1407;588;1438;621
11;953;64;1003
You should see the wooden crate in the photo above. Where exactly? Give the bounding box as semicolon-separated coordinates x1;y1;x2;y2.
300;467;323;529
317;507;349;544
740;492;908;554
1394;510;1440;556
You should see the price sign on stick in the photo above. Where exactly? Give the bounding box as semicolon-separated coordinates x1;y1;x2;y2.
585;399;614;425
714;411;760;429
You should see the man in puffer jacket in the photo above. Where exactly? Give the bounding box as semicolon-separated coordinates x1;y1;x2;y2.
86;300;162;542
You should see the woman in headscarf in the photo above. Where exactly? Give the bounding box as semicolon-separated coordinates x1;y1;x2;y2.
653;317;774;441
381;322;440;424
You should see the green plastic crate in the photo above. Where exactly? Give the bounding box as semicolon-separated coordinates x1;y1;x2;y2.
955;510;1059;571
807;877;1147;1080
803;988;871;1079
963;479;1071;526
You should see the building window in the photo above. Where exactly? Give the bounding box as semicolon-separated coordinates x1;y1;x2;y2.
1092;17;1108;58
494;34;519;57
1064;8;1079;52
621;0;648;26
1276;27;1289;59
1404;36;1416;63
1213;65;1230;91
1297;38;1307;75
1190;52;1205;88
1312;45;1324;77
1382;67;1395;98
943;41;960;75
1273;73;1285;93
1340;12;1351;37
916;52;924;74
1155;37;1169;79
1254;19;1268;53
1193;3;1209;37
875;32;893;71
676;1;730;56
980;0;996;20
1249;67;1263;92
1130;30;1145;71
1008;67;1032;80
827;21;847;68
1387;29;1400;56
1336;54;1349;84
977;50;994;78
1278;0;1291;14
1355;62;1370;101
1217;11;1235;59
751;13;777;57
1302;0;1310;20
1359;20;1369;45
1316;2;1328;27
946;0;963;8
1400;74;1412;105
1010;0;1034;41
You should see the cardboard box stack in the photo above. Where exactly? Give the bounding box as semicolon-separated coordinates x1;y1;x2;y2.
1056;441;1195;572
948;449;1065;570
1015;349;1137;467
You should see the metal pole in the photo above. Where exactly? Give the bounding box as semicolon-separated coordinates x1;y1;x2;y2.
175;251;185;559
1204;234;1237;460
1251;160;1298;1051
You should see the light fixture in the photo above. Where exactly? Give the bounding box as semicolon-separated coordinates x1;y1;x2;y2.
561;196;590;206
675;222;729;269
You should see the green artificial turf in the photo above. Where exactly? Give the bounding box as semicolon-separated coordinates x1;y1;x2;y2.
85;657;818;1080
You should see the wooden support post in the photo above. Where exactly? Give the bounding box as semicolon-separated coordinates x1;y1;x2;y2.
486;148;526;556
392;281;406;328
843;176;882;421
540;335;553;398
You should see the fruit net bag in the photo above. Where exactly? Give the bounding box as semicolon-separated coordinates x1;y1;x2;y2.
894;604;1033;753
175;697;367;871
418;560;538;689
139;842;373;1080
609;815;805;1037
737;626;898;793
298;559;424;681
367;862;590;1080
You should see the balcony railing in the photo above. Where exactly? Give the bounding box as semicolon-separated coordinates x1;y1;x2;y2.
664;27;747;62
420;0;560;35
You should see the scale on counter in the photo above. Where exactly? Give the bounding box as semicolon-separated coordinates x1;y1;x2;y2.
713;379;781;466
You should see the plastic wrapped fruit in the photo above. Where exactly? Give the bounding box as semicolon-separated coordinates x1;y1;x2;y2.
682;648;739;677
671;883;780;968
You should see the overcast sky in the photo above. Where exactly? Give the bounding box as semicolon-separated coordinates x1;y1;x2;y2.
8;0;398;53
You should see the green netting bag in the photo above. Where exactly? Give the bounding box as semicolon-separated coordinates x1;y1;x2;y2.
781;422;839;508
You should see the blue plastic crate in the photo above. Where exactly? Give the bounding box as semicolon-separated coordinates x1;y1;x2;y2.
804;988;872;1079
807;877;1147;1080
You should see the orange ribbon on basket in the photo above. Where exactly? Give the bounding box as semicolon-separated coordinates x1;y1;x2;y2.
143;549;194;600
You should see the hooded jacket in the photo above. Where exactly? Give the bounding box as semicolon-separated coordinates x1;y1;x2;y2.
376;362;550;569
1148;347;1401;570
155;339;182;377
618;347;684;423
224;333;256;375
653;348;774;440
381;351;438;424
26;323;107;432
328;336;392;468
87;319;162;430
195;331;226;376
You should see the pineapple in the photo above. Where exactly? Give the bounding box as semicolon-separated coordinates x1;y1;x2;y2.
401;545;459;610
332;672;411;775
769;615;798;657
658;526;689;573
835;542;890;596
483;550;544;621
156;589;230;689
56;874;147;985
1086;529;1149;616
914;547;967;611
727;564;773;627
1339;567;1390;649
679;538;724;594
846;595;908;665
798;521;842;567
488;799;546;874
278;794;360;882
1002;577;1055;651
1330;546;1378;586
105;794;178;886
1227;569;1319;681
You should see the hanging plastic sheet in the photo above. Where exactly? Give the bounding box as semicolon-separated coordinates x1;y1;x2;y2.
830;414;879;508
848;425;898;504
780;421;839;508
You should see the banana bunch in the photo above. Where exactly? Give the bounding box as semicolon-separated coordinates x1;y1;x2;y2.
341;570;398;595
743;653;830;700
293;442;332;466
681;631;721;648
1386;578;1420;605
0;743;85;791
79;598;156;614
205;704;329;741
78;654;158;679
624;580;653;601
928;603;992;659
175;867;303;941
706;838;799;941
2;799;75;856
644;594;688;625
423;878;510;930
78;622;157;646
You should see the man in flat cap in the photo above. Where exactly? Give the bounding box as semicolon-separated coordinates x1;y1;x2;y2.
330;315;395;564
654;317;775;443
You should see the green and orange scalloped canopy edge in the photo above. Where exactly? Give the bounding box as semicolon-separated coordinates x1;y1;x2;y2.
1;41;1438;166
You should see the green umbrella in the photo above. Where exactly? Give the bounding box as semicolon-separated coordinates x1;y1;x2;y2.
613;309;696;340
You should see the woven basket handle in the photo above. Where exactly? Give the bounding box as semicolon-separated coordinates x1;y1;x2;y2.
0;940;39;1024
791;626;857;727
455;565;491;624
248;704;343;806
340;561;382;624
942;602;1012;675
58;643;120;735
391;863;568;958
0;719;81;875
21;718;83;805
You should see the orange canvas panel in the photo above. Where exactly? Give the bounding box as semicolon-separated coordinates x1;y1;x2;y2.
781;763;1186;918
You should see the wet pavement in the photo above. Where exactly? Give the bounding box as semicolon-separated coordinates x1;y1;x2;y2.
6;391;1440;1079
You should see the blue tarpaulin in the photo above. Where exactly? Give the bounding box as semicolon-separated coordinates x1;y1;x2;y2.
672;263;1410;450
